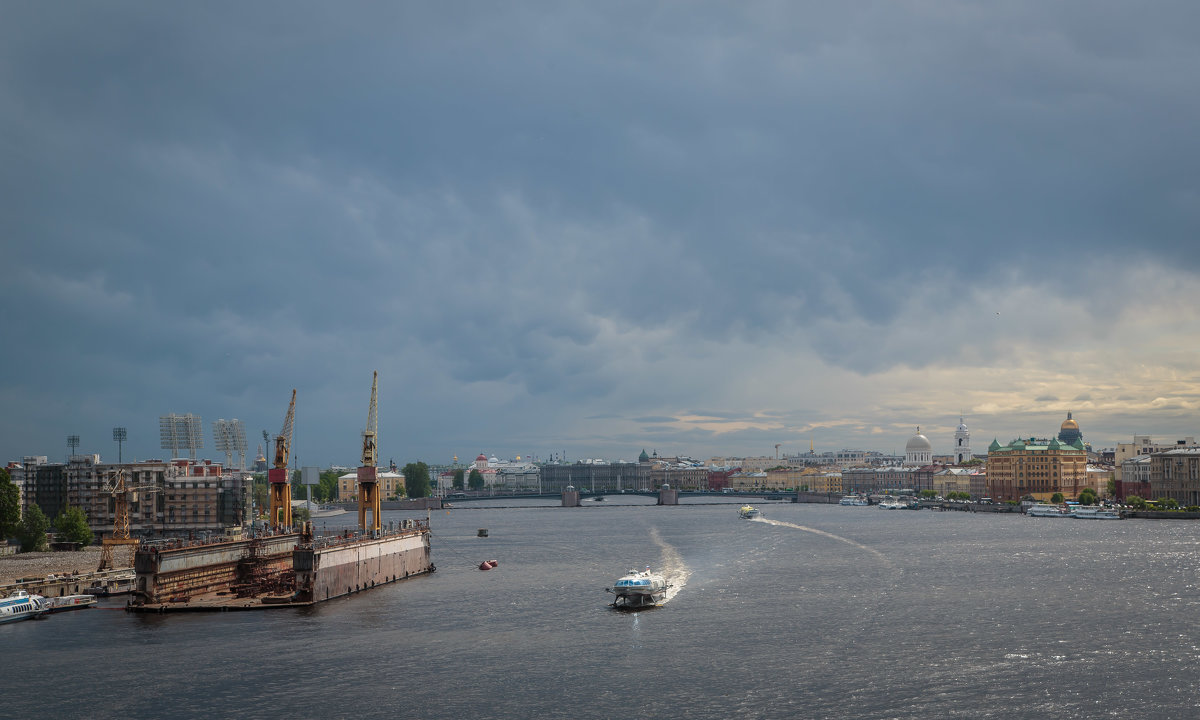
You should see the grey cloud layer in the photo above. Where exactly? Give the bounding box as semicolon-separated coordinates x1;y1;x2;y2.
3;3;1198;463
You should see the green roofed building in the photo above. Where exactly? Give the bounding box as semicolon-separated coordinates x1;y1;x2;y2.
986;435;1088;502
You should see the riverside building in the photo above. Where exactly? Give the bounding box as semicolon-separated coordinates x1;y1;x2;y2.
986;436;1088;502
1149;448;1200;507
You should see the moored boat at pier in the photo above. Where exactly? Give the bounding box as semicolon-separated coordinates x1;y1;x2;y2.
1027;504;1069;517
1071;507;1121;519
45;594;98;613
1;590;48;624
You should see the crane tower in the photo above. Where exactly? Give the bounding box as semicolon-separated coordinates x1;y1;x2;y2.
97;468;159;571
268;389;296;528
357;371;382;532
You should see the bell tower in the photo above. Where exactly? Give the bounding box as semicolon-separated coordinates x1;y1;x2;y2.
954;415;971;464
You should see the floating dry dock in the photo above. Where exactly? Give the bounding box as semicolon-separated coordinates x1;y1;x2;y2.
128;520;433;612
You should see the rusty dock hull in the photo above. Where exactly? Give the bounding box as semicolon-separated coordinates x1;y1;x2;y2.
128;522;433;613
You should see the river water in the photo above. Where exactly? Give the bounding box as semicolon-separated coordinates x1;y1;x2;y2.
6;498;1200;719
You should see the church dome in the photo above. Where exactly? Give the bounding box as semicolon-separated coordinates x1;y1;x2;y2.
906;430;932;452
1057;412;1082;444
476;454;487;462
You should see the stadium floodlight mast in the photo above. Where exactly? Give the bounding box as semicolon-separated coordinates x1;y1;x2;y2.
231;419;247;469
213;419;232;468
214;419;249;470
160;413;204;460
67;434;80;461
113;427;127;463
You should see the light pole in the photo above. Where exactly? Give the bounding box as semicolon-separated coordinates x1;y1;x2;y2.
67;434;80;461
113;427;127;463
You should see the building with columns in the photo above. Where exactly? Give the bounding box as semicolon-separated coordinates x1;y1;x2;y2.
986;436;1088;502
905;428;933;467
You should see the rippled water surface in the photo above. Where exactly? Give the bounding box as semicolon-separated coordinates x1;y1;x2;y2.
7;499;1200;719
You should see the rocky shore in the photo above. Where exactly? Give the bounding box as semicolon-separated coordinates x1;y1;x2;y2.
0;546;115;584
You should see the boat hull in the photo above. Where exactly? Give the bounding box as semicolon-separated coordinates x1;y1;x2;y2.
1;592;48;623
608;569;671;608
45;595;98;613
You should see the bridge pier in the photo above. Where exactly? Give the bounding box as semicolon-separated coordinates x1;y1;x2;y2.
657;484;678;505
562;486;580;507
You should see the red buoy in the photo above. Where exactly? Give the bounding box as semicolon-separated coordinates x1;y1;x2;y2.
479;561;492;571
487;560;499;568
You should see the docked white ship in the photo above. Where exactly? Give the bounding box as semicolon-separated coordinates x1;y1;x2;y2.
1071;507;1121;519
607;567;671;609
45;594;98;613
1;591;48;624
840;496;868;506
1027;504;1069;517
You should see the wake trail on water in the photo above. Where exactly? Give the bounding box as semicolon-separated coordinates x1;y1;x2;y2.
754;517;892;567
650;526;691;603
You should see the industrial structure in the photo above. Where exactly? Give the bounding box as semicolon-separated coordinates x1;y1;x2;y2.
357;371;382;532
97;468;159;570
159;413;204;459
212;418;248;470
267;390;296;528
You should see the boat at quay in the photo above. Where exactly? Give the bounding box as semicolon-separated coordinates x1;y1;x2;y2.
45;594;98;613
1;590;48;624
1071;507;1122;519
839;496;868;506
1026;504;1069;517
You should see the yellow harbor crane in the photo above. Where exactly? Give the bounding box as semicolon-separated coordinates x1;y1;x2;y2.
97;468;159;570
357;371;382;532
268;389;296;528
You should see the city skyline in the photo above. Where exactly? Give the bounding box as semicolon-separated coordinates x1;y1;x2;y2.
3;4;1199;468
0;410;1156;470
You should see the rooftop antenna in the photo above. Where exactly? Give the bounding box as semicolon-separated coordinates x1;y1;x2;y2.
67;434;80;460
112;427;127;463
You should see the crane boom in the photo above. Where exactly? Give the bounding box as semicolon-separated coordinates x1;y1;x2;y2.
275;389;296;470
357;372;382;532
268;389;297;528
362;371;378;468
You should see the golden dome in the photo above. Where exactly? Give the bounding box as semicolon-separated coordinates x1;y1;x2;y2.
1061;412;1079;430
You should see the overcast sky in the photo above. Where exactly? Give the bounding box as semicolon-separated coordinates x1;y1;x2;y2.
3;2;1199;468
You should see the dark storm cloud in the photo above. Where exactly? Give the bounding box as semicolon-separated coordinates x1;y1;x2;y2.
3;2;1200;462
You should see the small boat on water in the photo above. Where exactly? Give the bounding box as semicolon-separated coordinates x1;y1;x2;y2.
607;567;671;609
45;594;98;613
738;505;761;519
1071;507;1121;520
1;591;48;624
840;496;869;506
1027;504;1069;517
